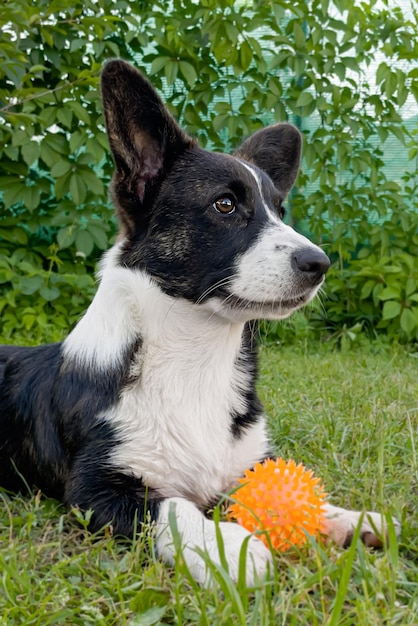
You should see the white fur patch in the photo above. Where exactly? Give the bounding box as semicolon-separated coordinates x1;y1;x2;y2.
240;161;280;225
63;243;143;369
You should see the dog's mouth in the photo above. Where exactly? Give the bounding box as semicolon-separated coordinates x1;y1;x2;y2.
215;288;314;317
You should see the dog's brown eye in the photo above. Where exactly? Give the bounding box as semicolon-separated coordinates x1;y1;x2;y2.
214;196;235;215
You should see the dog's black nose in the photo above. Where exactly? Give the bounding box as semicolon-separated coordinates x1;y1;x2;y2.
293;248;330;279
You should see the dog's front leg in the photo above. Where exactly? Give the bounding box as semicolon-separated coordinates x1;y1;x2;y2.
156;497;273;586
323;502;401;548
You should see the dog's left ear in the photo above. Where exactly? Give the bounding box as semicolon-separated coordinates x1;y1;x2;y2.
101;59;195;236
234;123;302;197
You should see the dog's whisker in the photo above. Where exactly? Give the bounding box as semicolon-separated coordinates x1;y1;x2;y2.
196;276;234;305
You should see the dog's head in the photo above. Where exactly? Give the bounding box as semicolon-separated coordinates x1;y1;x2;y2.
101;60;329;323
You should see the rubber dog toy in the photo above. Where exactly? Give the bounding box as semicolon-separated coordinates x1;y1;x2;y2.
228;458;327;551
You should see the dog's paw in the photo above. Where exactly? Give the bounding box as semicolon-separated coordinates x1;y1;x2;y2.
202;520;273;585
323;503;401;548
156;497;272;586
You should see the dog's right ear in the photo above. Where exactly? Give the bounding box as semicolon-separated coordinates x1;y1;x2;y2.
234;123;302;199
101;60;194;236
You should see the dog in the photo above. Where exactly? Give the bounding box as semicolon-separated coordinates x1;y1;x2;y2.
0;60;399;585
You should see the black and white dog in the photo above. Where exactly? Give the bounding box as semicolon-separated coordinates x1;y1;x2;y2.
0;60;398;584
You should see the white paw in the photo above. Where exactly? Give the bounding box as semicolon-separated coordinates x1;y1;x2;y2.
204;520;273;585
323;503;401;548
156;497;273;585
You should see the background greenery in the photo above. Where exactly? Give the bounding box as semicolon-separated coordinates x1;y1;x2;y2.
1;3;417;622
0;0;417;345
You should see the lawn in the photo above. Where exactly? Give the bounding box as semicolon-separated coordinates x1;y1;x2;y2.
0;339;416;625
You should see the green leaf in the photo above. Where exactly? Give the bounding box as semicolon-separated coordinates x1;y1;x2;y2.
57;107;73;128
129;606;167;626
293;22;306;48
44;133;67;154
129;588;169;625
85;137;105;162
150;56;171;75
57;227;76;249
400;308;416;334
21;141;40;166
69;101;91;125
20;275;44;295
11;227;28;245
405;278;416;297
75;230;94;256
55;171;72;200
239;41;253;71
296;92;314;107
376;61;388;84
389;125;406;145
23;186;41;212
79;169;104;195
40;286;61;301
50;160;73;178
70;130;86;153
378;287;401;301
88;224;108;249
164;61;178;85
179;61;197;86
69;174;87;205
268;77;282;97
384;72;397;98
382;300;401;320
341;56;359;72
360;280;375;300
22;312;37;330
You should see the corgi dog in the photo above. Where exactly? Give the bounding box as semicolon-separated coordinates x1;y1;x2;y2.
0;60;399;584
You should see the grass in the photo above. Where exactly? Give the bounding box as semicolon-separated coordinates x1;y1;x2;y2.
0;339;417;625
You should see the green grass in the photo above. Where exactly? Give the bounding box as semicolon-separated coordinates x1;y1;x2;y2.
0;340;417;625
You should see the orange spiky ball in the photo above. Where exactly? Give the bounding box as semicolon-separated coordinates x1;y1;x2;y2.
228;458;327;552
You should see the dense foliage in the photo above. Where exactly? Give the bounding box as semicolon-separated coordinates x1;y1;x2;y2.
1;0;417;343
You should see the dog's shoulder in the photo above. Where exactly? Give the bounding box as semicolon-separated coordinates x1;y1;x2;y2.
0;340;126;448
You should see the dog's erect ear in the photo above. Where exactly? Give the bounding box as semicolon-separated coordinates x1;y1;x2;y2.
234;123;302;197
101;60;194;235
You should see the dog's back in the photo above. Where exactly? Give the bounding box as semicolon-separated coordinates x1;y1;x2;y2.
0;345;23;381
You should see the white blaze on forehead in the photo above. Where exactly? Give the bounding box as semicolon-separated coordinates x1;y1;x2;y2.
238;160;280;224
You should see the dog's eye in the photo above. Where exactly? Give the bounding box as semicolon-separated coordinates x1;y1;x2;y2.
214;196;236;215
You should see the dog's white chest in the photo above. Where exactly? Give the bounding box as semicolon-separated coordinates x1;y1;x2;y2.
106;331;269;506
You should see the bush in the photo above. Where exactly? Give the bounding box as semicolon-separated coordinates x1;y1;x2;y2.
1;0;417;342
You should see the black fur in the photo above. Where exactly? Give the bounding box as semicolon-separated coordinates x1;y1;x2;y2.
230;323;264;439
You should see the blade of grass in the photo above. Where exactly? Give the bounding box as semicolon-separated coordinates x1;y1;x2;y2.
326;515;364;626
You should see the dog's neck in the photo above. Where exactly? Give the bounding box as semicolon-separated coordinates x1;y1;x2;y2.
63;244;246;373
